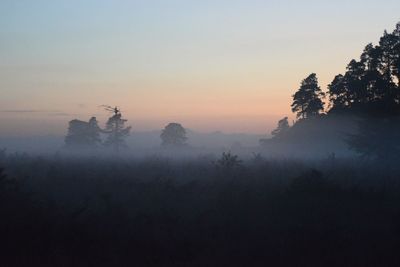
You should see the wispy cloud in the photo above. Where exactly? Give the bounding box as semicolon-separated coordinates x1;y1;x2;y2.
0;109;75;117
1;109;62;113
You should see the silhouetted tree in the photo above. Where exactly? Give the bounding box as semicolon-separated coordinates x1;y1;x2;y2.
103;107;131;152
328;22;400;114
327;74;346;110
331;22;400;160
291;73;325;119
328;59;366;112
379;24;400;85
160;123;187;147
271;117;290;138
65;117;101;148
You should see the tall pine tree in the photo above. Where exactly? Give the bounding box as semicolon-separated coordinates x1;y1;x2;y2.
103;107;131;152
291;73;325;119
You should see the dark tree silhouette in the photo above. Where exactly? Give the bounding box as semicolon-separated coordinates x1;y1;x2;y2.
160;123;187;147
65;117;102;148
326;22;400;159
328;22;400;115
264;22;400;155
103;107;131;152
380;24;400;86
271;117;290;138
291;73;325;119
328;59;366;112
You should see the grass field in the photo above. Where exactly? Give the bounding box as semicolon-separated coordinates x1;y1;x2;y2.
1;152;400;266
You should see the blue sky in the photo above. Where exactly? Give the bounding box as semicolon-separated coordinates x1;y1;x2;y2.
0;0;399;135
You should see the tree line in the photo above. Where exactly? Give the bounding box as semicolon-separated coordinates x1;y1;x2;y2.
269;22;400;159
65;106;188;151
65;22;399;157
290;22;400;119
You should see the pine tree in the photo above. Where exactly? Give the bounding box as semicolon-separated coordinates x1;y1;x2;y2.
291;73;325;119
337;22;400;160
329;22;400;114
103;107;131;152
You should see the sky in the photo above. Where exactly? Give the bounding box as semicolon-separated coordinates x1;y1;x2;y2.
0;0;399;136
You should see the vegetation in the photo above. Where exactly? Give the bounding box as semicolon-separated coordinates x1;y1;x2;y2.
1;153;400;266
265;22;400;160
291;73;325;119
103;106;131;152
328;25;400;114
3;19;400;267
271;117;290;138
215;151;242;169
65;117;102;148
65;106;131;152
160;123;188;147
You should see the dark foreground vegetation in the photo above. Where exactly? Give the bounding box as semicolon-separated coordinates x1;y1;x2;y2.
1;151;400;267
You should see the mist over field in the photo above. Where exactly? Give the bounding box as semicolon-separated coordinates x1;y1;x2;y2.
0;130;263;154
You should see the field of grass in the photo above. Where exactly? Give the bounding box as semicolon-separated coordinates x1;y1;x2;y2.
1;152;400;266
